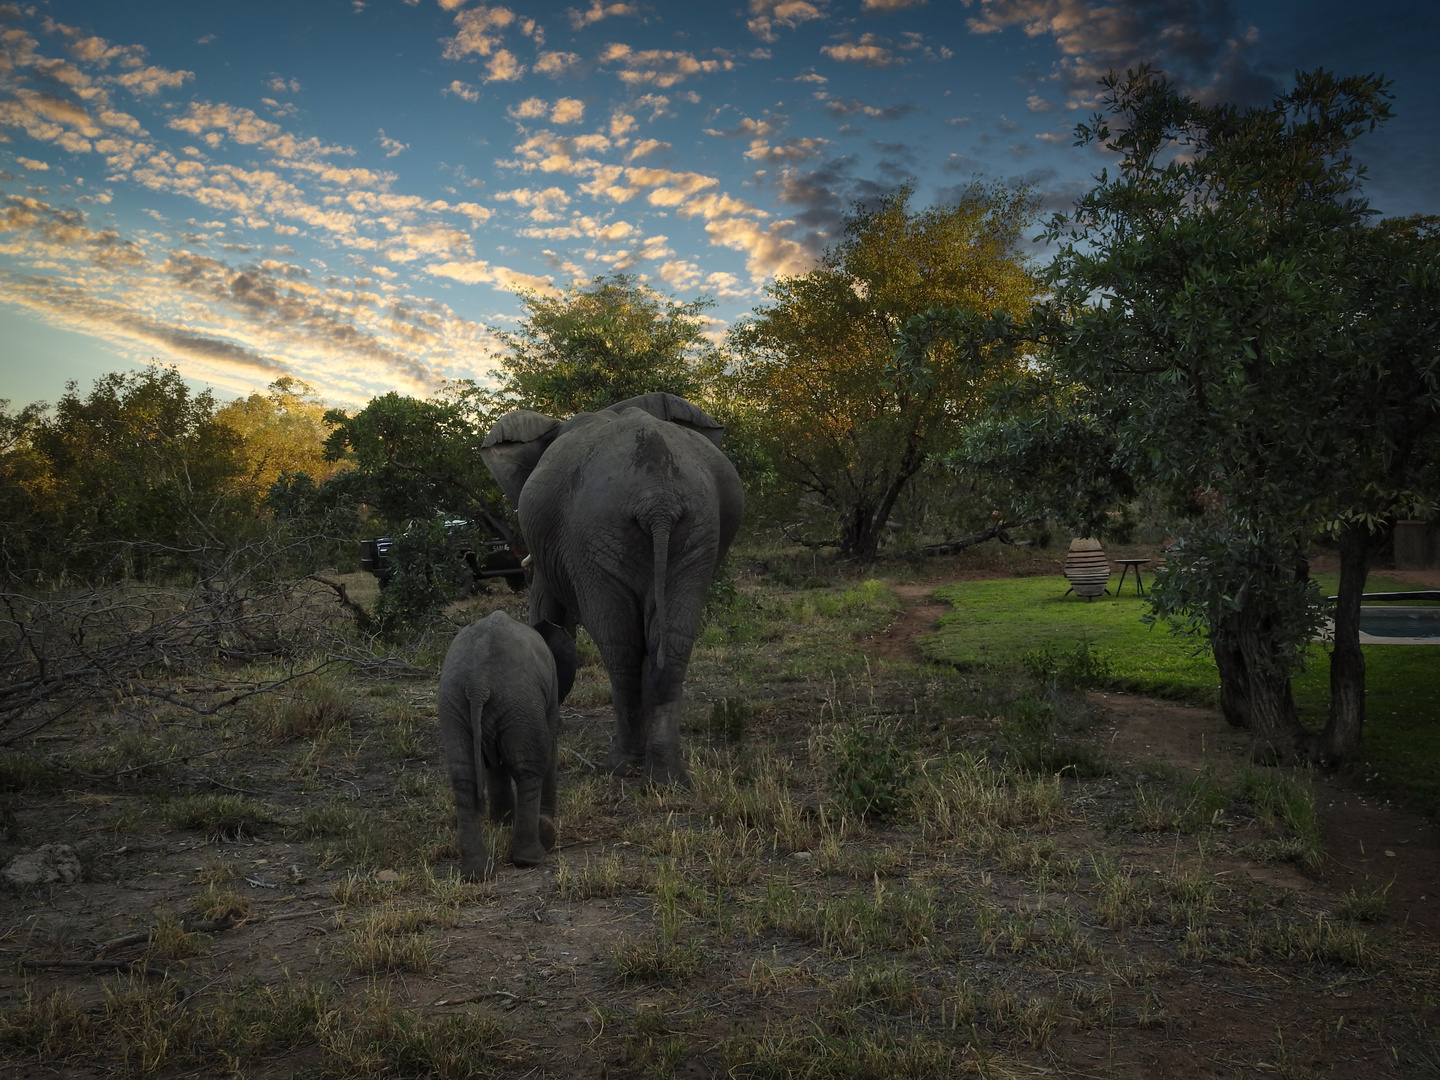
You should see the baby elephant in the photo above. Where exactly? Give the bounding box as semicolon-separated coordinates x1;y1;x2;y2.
437;611;576;879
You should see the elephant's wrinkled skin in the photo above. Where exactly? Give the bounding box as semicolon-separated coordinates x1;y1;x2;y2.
437;610;576;879
481;394;743;784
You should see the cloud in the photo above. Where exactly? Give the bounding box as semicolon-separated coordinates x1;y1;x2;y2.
494;185;571;222
0;193;487;398
550;97;585;124
705;115;779;139
427;258;556;294
822;96;919;120
453;201;492;225
168;102;350;163
484;50;525;82
502;130;613;175
633;94;672;119
688;211;812;281
965;0;1280;108
589;165;719;206
862;0;926;9
266;75;302;94
626;138;670;160
597;43;734;87
747;0;828;43
508;97;549;120
745;136;830;164
567;1;640;29
609;111;637;138
16;156;48;171
110;64;194;96
534;50;582;77
821;33;905;68
443;4;519;59
444;79;480;102
377;129;409;157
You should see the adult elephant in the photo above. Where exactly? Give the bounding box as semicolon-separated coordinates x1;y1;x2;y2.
480;393;744;784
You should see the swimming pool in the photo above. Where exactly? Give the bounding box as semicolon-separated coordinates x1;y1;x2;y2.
1358;606;1440;643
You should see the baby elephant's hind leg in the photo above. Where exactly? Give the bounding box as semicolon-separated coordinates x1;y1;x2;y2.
486;764;515;824
509;772;548;867
441;705;494;881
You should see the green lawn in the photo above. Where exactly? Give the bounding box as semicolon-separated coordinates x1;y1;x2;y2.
921;573;1440;817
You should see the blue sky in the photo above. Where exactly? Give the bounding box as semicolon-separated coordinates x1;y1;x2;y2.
1;0;1434;410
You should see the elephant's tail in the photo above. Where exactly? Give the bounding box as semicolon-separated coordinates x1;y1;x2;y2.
649;519;670;674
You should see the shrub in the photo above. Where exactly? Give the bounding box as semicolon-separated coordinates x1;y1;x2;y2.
829;715;913;822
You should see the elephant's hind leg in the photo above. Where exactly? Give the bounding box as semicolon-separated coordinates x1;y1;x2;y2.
508;771;549;867
487;763;515;825
590;632;647;774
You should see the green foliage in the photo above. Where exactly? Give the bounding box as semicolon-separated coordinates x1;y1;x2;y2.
321;388;506;533
2;365;252;581
1020;640;1115;690
372;517;482;631
1031;67;1426;754
494;273;714;416
162;793;274;839
708;696;752;744
214;377;344;501
829;714;914;822
264;468;361;572
730;183;1041;560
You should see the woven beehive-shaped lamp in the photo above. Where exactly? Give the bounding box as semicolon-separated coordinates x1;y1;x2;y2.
1063;538;1111;599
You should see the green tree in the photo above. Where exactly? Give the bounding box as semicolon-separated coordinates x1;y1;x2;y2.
494;273;716;416
0;400;55;579
1030;67;1413;762
20;366;250;580
1311;214;1440;760
321;385;514;546
214;377;346;502
729;183;1040;561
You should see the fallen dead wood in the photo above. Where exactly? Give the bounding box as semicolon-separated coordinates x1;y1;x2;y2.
21;958;169;979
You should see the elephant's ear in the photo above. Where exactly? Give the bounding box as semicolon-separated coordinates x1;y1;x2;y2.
480;410;563;506
535;621;577;704
603;392;725;448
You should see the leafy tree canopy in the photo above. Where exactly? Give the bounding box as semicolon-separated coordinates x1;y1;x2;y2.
6;365;250;580
322;384;514;545
729;182;1041;560
1029;67;1423;762
494;273;717;417
214;377;347;500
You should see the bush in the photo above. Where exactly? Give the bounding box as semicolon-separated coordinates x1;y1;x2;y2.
829;715;913;822
1021;640;1114;689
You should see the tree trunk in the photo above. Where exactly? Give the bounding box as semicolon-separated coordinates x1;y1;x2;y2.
1319;522;1372;764
843;502;881;562
1232;605;1305;763
1212;639;1252;729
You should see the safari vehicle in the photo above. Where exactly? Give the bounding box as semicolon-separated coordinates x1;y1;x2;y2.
359;518;526;592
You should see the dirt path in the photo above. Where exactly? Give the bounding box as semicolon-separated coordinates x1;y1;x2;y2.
883;579;1440;940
